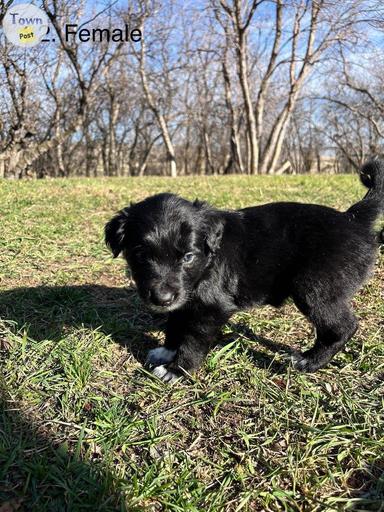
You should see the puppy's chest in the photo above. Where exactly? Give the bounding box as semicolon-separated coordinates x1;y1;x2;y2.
196;279;239;314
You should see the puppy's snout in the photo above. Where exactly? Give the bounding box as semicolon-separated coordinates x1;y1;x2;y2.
149;287;178;307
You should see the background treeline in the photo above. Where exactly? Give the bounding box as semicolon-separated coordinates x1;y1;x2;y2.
1;0;384;178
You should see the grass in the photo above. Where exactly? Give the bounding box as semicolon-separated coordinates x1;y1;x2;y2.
0;175;383;511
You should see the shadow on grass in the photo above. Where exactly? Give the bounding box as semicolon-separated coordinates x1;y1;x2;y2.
229;321;296;374
0;285;383;509
0;284;164;366
0;389;124;511
0;285;292;370
0;285;153;508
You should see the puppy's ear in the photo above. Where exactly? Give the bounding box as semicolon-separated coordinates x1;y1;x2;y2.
105;208;130;258
193;199;208;209
205;214;225;253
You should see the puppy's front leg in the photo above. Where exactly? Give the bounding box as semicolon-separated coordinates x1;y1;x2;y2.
151;309;225;382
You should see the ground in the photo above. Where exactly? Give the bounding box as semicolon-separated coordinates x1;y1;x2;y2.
0;175;383;512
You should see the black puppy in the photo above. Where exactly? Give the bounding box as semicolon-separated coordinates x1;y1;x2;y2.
105;159;383;382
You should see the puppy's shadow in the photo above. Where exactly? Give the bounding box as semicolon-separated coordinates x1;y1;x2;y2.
225;322;297;374
0;285;296;373
0;284;163;365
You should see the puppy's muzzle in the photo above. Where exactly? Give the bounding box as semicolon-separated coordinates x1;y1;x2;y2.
149;286;179;308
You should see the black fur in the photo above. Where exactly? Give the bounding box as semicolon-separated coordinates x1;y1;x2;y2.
105;159;384;379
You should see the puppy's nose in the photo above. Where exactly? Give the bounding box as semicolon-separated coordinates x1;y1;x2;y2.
149;288;177;307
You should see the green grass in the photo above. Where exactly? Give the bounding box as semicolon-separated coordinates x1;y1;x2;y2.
0;175;383;511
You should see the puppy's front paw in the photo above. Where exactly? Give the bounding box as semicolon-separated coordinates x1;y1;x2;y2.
146;347;176;367
152;365;180;383
291;352;319;373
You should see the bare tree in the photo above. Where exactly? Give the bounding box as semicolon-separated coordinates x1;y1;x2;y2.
130;1;179;177
213;0;365;174
214;0;261;174
221;19;244;173
0;0;378;179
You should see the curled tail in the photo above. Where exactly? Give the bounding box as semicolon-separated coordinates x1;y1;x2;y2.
347;157;384;225
359;158;384;204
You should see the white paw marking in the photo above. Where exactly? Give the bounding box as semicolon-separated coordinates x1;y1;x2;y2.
146;347;176;367
291;354;309;371
152;365;179;383
152;365;167;378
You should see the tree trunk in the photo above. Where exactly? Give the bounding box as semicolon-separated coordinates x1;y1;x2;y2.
138;27;177;177
237;30;258;174
222;58;244;173
108;95;119;176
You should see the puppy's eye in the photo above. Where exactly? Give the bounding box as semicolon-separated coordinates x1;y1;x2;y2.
182;252;195;264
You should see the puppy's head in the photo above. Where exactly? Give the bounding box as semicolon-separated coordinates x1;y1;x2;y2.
105;193;224;312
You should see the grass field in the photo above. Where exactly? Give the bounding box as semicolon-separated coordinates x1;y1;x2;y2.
0;175;383;512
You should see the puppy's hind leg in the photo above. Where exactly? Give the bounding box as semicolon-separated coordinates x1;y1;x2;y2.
292;300;358;373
